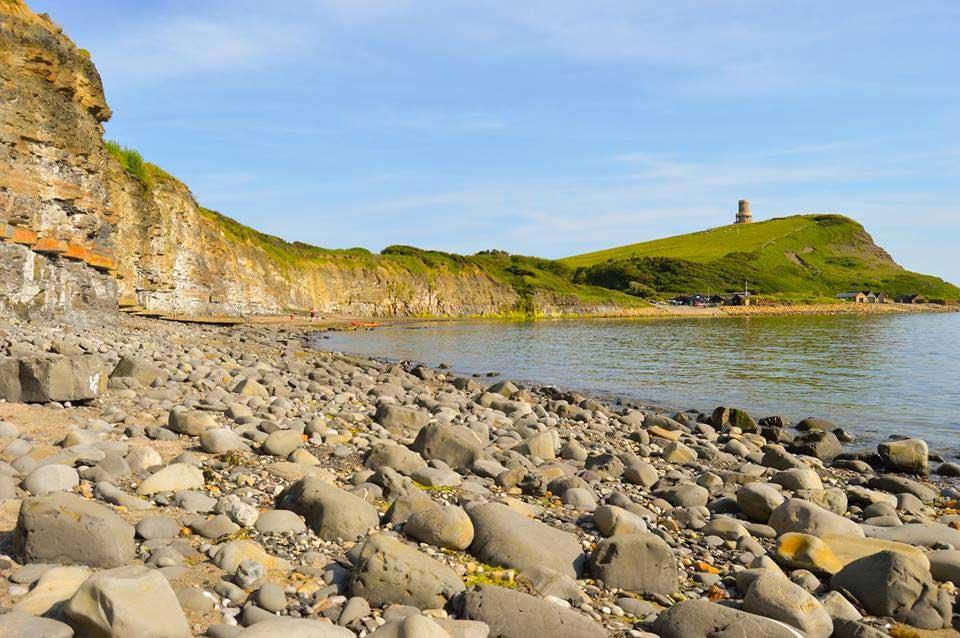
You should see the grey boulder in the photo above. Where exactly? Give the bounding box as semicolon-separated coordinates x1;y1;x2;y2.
768;498;864;538
22;465;79;496
277;476;378;541
350;534;465;609
18;355;107;403
830;550;951;629
468;502;584;578
404;501;474;550
15;492;135;568
461;584;606;638
411;423;485;471
590;533;678;594
654;599;805;638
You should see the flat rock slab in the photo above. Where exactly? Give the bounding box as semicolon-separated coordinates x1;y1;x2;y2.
468;502;585;578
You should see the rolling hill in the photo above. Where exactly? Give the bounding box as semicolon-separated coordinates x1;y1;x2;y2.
562;215;960;301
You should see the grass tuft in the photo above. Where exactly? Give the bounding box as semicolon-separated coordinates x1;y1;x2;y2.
105;140;155;189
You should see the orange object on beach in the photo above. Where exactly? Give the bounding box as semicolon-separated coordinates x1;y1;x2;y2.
350;321;379;328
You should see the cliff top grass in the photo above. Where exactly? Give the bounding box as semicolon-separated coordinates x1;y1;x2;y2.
105;140;173;190
198;207;640;311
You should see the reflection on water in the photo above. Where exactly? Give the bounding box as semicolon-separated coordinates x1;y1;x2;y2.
314;313;960;456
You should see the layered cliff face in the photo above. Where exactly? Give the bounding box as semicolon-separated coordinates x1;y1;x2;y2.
108;169;522;317
0;0;116;318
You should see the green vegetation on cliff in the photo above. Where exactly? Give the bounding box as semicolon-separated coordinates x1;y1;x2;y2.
563;215;960;300
105;140;173;190
197;207;640;314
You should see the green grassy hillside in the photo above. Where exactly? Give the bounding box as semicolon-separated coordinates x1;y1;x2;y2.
563;215;960;301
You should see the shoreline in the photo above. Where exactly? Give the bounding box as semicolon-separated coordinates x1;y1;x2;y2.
153;299;958;330
309;321;958;461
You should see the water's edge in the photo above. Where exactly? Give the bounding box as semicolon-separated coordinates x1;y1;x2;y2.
312;313;960;458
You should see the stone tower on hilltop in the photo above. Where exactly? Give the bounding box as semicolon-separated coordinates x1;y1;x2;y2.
736;200;753;224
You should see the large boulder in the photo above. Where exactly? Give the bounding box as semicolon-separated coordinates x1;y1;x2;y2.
711;407;758;433
654;600;801;638
0;357;22;402
374;404;429;433
878;438;928;475
768;498;864;538
22;464;80;496
590;533;677;594
738;482;785;522
830;550;952;629
15;492;135;568
821;533;929;571
277;476;378;541
12;565;90;616
404;502;474;550
867;475;936;501
461;584;606;638
15;355;106;403
350;534;464;609
775;533;843;574
110;356;164;387
789;430;842;462
928;550;960;586
515;431;558;460
365;443;427;476
410;423;485;471
743;571;833;638
62;565;190;638
592;504;648;537
136;463;204;495
468;502;584;578
166;408;217;436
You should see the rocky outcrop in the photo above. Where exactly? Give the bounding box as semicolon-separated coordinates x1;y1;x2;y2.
108;173;523;316
0;1;117;318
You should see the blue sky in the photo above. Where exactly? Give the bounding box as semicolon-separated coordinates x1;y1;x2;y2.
32;0;960;283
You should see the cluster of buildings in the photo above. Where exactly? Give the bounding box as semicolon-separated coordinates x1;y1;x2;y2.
669;292;752;307
836;291;928;304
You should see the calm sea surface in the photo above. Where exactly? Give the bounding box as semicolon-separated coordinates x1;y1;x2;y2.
313;313;960;457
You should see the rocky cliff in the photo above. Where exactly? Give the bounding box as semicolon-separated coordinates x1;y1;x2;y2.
107;167;522;317
0;0;117;318
0;0;633;319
